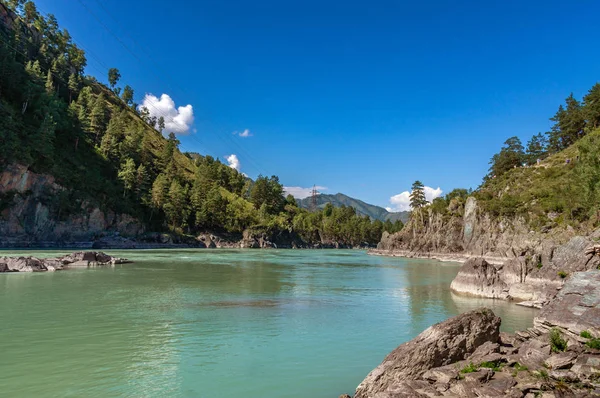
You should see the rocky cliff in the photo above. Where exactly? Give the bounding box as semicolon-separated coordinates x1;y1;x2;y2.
343;271;600;398
375;197;579;263
0;164;144;247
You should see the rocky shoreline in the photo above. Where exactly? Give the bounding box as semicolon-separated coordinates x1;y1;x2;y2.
0;251;131;272
368;248;509;265
341;271;600;397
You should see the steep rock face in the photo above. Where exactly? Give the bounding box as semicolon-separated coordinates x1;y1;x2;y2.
377;197;574;261
0;164;143;246
354;309;501;398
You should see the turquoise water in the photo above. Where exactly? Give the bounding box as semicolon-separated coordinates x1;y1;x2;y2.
0;249;537;397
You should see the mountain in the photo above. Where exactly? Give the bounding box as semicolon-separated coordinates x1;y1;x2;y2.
296;193;409;223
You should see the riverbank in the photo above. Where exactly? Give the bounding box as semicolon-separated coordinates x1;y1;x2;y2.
342;271;600;397
368;248;509;265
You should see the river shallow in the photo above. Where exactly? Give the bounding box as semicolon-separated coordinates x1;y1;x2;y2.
0;249;537;397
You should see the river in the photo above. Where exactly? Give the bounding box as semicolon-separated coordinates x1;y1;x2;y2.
0;249;537;397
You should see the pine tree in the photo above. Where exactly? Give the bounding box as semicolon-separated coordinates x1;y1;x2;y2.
108;67;121;92
45;70;53;94
121;85;134;106
89;93;107;140
525;133;548;165
118;158;137;197
68;73;79;103
548;94;586;151
151;173;170;210
409;180;427;209
583;83;600;130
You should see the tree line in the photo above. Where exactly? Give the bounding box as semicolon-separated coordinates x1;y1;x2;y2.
487;83;600;180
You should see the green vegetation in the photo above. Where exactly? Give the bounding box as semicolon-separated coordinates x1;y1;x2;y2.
459;360;503;375
459;362;478;374
580;330;592;339
409;181;427;209
407;80;600;234
550;328;568;353
479;360;502;371
536;369;550;381
512;362;528;372
586;338;600;350
474;82;600;227
0;0;393;245
558;270;569;279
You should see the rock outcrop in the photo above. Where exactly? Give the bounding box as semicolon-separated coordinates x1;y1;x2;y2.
449;236;600;306
354;308;501;398
534;271;600;339
0;251;130;272
346;273;600;397
0;164;143;247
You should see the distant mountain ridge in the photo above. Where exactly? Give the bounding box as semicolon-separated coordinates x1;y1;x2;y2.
296;193;409;223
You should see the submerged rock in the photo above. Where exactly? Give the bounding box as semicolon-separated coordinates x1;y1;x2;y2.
0;251;131;272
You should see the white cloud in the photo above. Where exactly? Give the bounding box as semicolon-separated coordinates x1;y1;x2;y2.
138;93;194;135
387;186;443;212
284;186;328;199
238;129;252;138
225;154;241;171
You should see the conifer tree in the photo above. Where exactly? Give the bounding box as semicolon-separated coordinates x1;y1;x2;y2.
583;83;600;130
409;180;427;209
117;158;137;197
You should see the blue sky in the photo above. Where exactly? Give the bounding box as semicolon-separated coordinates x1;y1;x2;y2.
37;0;600;210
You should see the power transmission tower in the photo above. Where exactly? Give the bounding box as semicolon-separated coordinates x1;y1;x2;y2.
310;185;319;211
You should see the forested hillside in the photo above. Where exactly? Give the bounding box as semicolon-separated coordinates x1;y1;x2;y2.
379;81;600;257
0;0;392;247
296;193;408;225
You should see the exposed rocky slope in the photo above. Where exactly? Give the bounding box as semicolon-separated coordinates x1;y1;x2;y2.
0;251;130;272
342;271;600;398
374;197;576;262
0;164;143;247
449;235;600;307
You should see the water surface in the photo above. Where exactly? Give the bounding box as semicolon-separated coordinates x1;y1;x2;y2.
0;249;536;397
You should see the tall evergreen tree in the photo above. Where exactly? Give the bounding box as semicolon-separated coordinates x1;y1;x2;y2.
548;94;586;152
583;83;600;130
121;84;134;106
525;133;548;165
107;67;120;92
487;136;524;178
409;180;427;209
117;158;137;197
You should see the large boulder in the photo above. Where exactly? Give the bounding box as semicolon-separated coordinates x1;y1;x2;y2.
0;256;47;272
450;258;509;299
354;308;501;398
534;270;600;338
